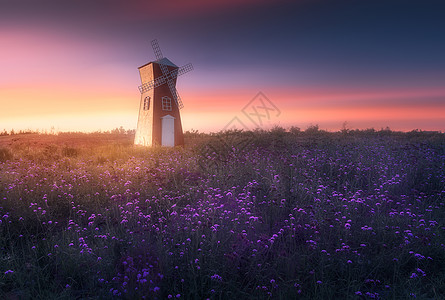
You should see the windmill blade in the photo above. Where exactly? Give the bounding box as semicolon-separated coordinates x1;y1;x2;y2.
151;63;192;93
138;75;167;93
168;69;179;80
158;61;170;77
177;63;194;76
151;40;175;77
151;39;163;60
167;79;184;109
138;80;155;93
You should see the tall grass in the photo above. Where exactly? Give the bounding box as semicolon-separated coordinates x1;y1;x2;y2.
0;130;444;299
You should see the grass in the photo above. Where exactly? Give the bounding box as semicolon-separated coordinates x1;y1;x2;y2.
0;129;444;299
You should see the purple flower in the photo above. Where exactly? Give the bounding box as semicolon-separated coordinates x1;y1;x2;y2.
416;268;426;276
414;253;425;260
211;274;222;281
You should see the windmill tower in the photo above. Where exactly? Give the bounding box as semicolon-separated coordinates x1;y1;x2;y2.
134;40;193;147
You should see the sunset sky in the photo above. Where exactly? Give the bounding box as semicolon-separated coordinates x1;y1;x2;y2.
1;0;444;133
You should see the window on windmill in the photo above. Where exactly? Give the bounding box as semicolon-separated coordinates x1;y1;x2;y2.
162;96;172;111
143;96;150;110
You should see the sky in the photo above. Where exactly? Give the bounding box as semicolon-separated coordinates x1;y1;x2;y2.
1;0;444;133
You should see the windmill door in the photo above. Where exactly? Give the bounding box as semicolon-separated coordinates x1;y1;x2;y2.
161;115;175;146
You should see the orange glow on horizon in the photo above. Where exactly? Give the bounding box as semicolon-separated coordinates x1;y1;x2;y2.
2;86;444;133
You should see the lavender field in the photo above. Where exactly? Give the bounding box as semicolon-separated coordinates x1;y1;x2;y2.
0;130;444;299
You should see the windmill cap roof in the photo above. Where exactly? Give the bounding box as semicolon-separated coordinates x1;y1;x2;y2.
138;57;178;69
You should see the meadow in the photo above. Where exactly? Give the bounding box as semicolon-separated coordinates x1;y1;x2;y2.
0;128;444;299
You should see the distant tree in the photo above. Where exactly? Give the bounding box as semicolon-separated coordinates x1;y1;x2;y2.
185;129;200;137
289;126;301;134
341;121;350;134
270;125;286;134
378;126;392;136
305;124;319;134
111;126;127;135
126;129;136;135
364;128;376;134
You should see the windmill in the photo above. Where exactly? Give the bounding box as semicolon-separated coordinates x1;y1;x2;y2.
134;39;193;146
